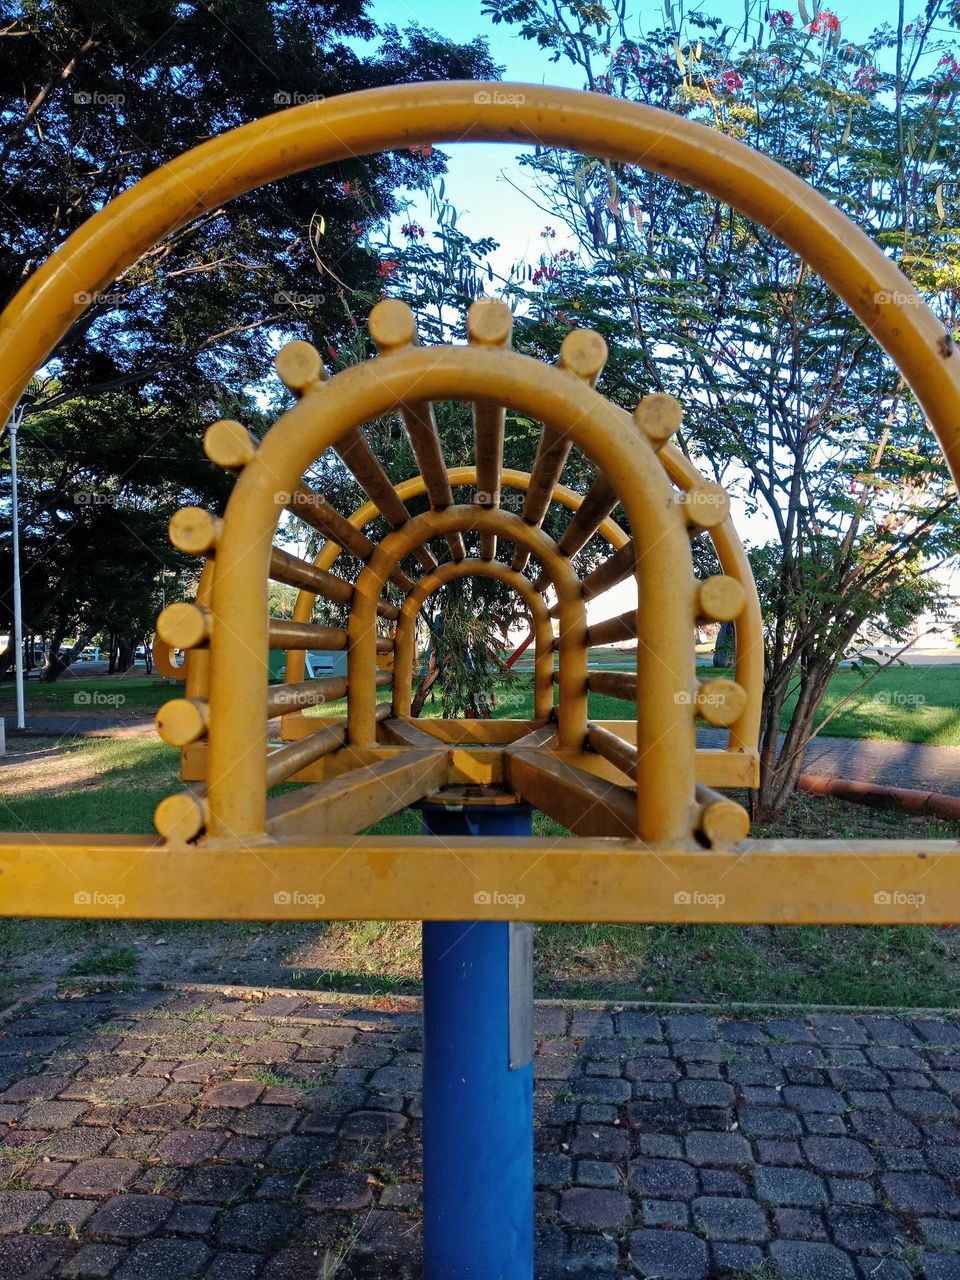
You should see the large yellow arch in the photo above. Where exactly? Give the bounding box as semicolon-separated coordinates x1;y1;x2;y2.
206;347;695;841
1;82;957;485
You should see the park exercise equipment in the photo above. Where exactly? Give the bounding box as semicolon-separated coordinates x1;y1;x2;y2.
2;82;960;1279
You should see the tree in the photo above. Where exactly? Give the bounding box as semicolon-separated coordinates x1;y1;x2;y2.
0;0;498;675
411;579;515;719
485;0;960;816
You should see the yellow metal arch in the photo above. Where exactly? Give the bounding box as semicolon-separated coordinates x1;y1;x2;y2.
348;507;585;750
392;560;556;721
2;83;955;927
282;462;760;757
207;347;695;841
282;466;630;691
2;83;957;486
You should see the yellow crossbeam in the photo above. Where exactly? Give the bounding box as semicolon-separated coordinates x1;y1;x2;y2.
1;835;957;923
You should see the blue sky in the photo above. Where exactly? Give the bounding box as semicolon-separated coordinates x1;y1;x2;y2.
364;0;900;261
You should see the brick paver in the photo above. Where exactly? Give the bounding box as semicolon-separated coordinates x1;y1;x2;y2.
1;989;960;1275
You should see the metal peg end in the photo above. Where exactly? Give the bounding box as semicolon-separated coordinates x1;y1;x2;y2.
369;298;417;352
203;419;257;470
635;393;682;447
155;698;208;747
275;340;327;394
467;299;513;348
679;482;730;530
156;602;211;651
169;507;221;556
699;797;751;845
696;575;745;622
154;791;207;842
696;678;748;727
559;328;607;384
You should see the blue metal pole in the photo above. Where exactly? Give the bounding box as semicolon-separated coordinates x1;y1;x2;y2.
421;801;534;1280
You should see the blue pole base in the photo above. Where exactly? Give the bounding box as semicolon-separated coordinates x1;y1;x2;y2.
421;802;534;1280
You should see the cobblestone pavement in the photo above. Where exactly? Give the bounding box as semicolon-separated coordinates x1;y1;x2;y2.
3;988;960;1278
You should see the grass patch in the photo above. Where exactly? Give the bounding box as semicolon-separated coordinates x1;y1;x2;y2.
64;945;141;977
0;736;178;834
788;663;960;746
0;676;174;714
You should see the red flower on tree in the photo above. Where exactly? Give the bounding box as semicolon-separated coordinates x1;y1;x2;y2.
722;69;743;92
401;222;425;238
770;10;794;27
853;66;879;92
378;260;398;278
810;11;840;34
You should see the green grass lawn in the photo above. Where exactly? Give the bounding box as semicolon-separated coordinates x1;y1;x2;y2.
5;662;960;743
0;675;174;715
785;663;960;746
1;729;958;1009
0;736;178;835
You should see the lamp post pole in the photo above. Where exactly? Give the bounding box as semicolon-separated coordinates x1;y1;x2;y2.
8;405;25;730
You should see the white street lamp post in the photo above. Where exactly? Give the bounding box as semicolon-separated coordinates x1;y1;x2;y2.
7;404;26;730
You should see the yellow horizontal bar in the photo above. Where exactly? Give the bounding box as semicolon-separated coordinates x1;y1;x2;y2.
1;836;957;923
401;718;552;743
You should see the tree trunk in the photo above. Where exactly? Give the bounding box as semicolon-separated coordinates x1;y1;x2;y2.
412;650;440;717
116;635;134;672
713;620;736;668
42;631;89;682
752;662;834;822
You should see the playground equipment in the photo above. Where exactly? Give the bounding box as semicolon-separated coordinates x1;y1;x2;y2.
2;82;960;1279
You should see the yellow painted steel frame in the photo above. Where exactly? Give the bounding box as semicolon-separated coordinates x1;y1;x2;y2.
349;506;589;750
0;82;958;925
276;461;760;771
392;560;555;721
207;350;691;840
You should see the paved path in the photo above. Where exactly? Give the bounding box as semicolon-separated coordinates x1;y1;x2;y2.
696;728;960;796
2;986;960;1277
5;714;155;739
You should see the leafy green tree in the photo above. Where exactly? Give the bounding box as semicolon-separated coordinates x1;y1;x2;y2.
485;0;960;816
0;0;497;676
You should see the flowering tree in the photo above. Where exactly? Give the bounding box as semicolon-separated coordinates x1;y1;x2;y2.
486;0;960;817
